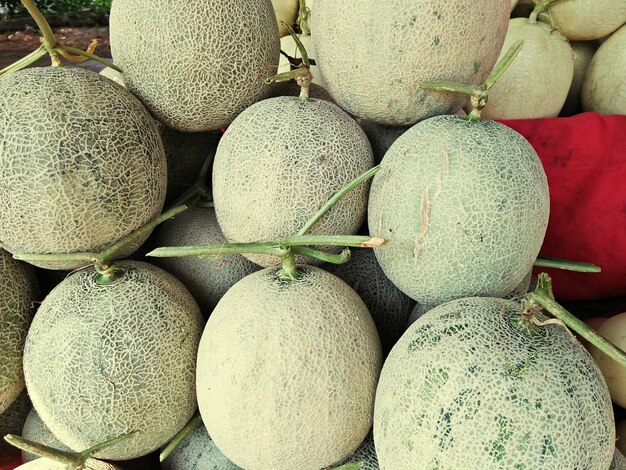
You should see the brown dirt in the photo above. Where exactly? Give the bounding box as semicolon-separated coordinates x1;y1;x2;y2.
0;26;110;70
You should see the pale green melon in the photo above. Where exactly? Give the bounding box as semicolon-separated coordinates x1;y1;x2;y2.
311;0;510;125
482;18;574;119
21;409;71;462
0;249;38;413
510;0;518;10
548;0;626;41
368;115;549;305
582;26;626;115
0;67;166;270
0;391;30;436
325;248;415;355
375;297;615;469
613;448;626;470
196;266;382;469
23;261;204;460
15;458;120;470
212;96;373;267
589;312;626;408
560;41;598;116
99;66;125;87
162;423;240;470
355;119;408;165
109;0;280;131
272;0;299;37
152;206;260;315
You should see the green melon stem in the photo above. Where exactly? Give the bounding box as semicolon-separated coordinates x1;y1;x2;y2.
0;45;47;79
529;0;563;24
280;249;301;280
418;40;524;121
285;23;310;68
525;273;626;369
146;235;384;259
534;256;601;273
20;0;57;52
292;246;352;264
297;0;310;35
160;412;202;462
61;46;122;73
95;263;125;285
330;463;364;470
298;166;380;236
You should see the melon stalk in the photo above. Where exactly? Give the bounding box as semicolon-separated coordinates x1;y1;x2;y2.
160;412;201;462
4;432;135;468
268;24;314;101
523;273;626;369
0;0;118;76
297;0;310;35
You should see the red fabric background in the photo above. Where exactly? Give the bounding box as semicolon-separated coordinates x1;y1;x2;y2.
500;112;626;301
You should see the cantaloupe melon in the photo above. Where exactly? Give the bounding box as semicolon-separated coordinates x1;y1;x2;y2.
367;115;549;305
375;297;615;469
588;312;626;408
0;67;167;270
162;422;240;470
0;391;30;437
196;266;382;469
212;96;373;267
338;433;378;469
152;206;260;315
0;249;38;413
23;261;204;460
548;0;626;41
613;448;626;470
14;458;120;470
481;18;574;119
311;1;510;125
21;409;72;462
560;41;598;116
272;0;299;37
582;25;626;116
109;0;280;131
325;248;415;355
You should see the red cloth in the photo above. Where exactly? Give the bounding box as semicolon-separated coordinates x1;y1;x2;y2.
500;112;626;301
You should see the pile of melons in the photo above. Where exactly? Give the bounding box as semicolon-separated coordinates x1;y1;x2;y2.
1;0;626;469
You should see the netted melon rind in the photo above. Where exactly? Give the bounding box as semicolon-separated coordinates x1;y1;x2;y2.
109;0;280;132
612;448;626;470
582;25;626;116
325;248;415;355
0;390;30;436
196;266;382;469
0;67;167;270
375;297;615;469
162;422;241;470
23;261;203;460
368;115;549;305
152;206;260;315
311;1;510;125
99;67;126;87
21;409;72;463
338;432;379;470
0;249;38;413
212;96;373;267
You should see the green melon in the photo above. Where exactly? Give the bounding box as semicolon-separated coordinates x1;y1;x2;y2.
0;249;38;413
582;26;626;115
367;115;549;305
613;448;626;470
560;41;598;116
325;248;415;355
0;67;166;270
109;0;280;131
196;266;382;469
98;67;125;87
212;96;373;267
23;261;203;460
21;409;71;462
374;297;615;469
0;390;30;437
548;0;626;41
311;0;510;125
481;18;574;119
162;423;240;470
272;0;299;37
152;206;260;315
14;458;120;470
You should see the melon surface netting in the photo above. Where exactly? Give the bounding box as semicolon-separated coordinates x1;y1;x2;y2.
23;261;204;460
196;266;382;470
311;0;510;125
212;96;373;267
109;0;280;131
367;115;549;305
374;297;615;469
21;409;72;463
0;67;167;270
0;249;37;413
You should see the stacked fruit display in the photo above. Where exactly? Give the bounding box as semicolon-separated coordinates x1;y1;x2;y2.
1;0;626;469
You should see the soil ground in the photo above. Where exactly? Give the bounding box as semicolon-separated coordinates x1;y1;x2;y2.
0;26;110;70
